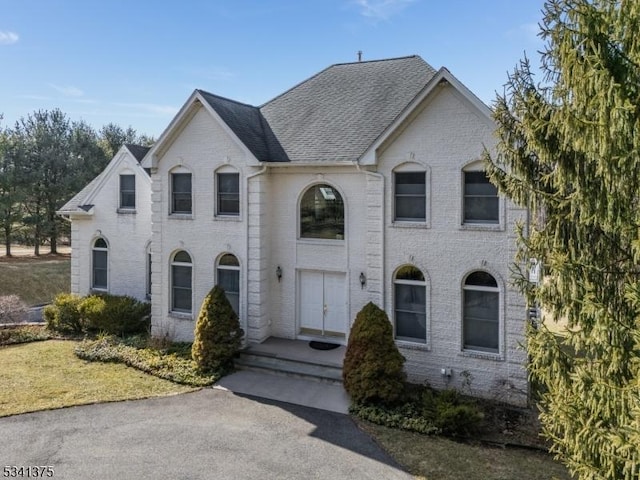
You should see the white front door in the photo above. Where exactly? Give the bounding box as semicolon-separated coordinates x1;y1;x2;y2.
299;271;347;338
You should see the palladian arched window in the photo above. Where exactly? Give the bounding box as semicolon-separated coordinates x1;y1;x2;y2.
171;250;192;313
394;265;427;343
300;184;344;240
217;253;240;315
92;237;108;290
463;271;499;353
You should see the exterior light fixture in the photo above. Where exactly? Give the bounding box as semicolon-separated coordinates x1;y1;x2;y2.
276;266;282;282
359;272;366;289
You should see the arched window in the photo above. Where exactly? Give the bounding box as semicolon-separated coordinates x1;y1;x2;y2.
463;271;499;353
216;254;240;314
171;250;192;313
92;237;108;290
394;265;426;343
146;243;152;299
300;184;344;240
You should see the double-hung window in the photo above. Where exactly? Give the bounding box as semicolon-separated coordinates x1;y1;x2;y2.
171;251;192;313
463;171;498;224
92;238;108;290
394;172;426;222
217;254;240;315
171;173;192;214
119;174;135;209
463;271;500;353
394;265;427;343
217;173;240;216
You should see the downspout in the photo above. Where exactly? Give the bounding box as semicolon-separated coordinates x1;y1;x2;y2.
353;161;385;311
244;163;268;346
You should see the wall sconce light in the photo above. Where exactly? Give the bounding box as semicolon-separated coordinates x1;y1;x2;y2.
276;266;282;282
359;272;366;289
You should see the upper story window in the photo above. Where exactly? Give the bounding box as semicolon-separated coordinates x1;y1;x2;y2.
217;253;240;315
171;250;192;314
171;172;192;214
119;174;136;210
394;172;426;222
92;237;108;291
300;184;344;240
463;271;499;353
217;172;240;216
463;170;498;224
394;265;427;343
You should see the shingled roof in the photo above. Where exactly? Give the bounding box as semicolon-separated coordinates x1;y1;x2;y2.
196;56;436;163
124;144;151;163
260;55;436;163
197;91;289;162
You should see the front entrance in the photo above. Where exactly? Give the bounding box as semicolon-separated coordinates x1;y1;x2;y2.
298;270;347;339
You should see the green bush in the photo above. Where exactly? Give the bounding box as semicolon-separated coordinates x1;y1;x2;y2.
79;294;150;336
44;293;83;333
421;388;484;437
192;285;244;373
343;302;406;405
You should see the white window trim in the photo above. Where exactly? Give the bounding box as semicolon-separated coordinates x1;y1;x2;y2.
170;251;193;315
118;173;136;212
460;163;503;230
216;254;241;316
215;169;241;218
91;238;109;292
169;167;194;218
297;182;347;242
393;267;429;347
461;271;503;357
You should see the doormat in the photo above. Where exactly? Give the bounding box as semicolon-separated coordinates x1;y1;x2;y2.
309;341;341;351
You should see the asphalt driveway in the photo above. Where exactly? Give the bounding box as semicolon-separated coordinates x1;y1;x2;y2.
0;388;411;480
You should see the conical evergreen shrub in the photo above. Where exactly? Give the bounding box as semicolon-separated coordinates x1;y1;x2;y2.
192;285;244;373
343;302;406;405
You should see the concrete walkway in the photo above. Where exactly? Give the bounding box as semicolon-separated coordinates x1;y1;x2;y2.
216;369;351;414
0;389;412;480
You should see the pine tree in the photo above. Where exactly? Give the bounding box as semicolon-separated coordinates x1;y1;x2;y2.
192;285;244;373
485;1;640;478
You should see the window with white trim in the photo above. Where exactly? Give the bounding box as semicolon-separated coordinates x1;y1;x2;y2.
217;254;240;315
394;265;427;343
146;244;152;299
463;271;499;353
463;170;498;224
92;238;108;290
300;184;344;240
216;173;240;216
171;250;192;313
394;172;426;221
119;174;135;209
171;172;192;214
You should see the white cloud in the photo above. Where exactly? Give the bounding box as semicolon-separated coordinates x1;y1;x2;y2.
0;30;19;45
49;84;85;97
353;0;415;21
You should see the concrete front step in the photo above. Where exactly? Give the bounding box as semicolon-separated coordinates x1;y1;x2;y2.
236;352;344;384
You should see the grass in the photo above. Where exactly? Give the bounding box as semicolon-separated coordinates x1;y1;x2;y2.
360;421;572;480
0;340;196;417
0;256;70;306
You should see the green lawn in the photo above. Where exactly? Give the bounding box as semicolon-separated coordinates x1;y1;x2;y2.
0;256;70;306
361;421;572;480
0;340;196;417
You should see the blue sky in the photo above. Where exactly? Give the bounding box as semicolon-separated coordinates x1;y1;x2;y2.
1;0;545;138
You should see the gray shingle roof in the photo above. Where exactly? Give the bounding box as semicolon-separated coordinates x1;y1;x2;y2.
125;144;151;162
197;90;289;162
259;55;436;163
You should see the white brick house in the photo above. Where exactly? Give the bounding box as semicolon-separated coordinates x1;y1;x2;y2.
60;56;529;405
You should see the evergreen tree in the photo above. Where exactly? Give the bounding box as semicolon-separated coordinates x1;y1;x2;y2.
485;1;640;478
192;285;244;373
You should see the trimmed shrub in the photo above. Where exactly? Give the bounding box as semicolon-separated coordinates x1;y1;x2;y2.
79;294;150;336
44;293;83;333
192;285;244;373
421;388;484;437
343;302;406;405
0;325;51;346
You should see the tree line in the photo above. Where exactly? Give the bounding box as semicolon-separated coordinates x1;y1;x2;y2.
0;109;152;256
